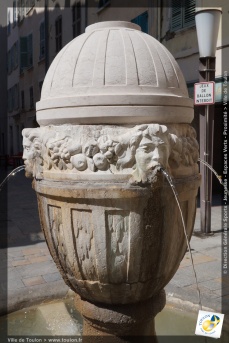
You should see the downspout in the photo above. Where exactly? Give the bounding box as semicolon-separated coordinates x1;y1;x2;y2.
157;0;161;42
45;0;49;73
85;0;88;28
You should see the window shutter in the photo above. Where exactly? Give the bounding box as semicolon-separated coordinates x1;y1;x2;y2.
40;22;45;58
28;33;33;66
139;11;148;34
131;11;148;34
183;0;196;27
20;36;28;70
7;51;11;73
15;42;18;67
171;0;182;31
10;48;14;71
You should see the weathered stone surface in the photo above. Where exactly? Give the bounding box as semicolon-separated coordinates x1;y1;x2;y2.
37;22;193;126
34;172;200;305
75;290;165;341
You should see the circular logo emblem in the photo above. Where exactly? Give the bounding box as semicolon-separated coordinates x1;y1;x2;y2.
202;315;220;332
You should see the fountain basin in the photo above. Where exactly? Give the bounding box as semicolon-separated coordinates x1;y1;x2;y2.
1;297;228;342
34;173;200;305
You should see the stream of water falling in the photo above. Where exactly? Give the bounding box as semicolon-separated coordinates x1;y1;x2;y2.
198;158;229;195
160;167;203;312
0;165;25;191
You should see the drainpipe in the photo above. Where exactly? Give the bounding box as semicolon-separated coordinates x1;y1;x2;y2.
85;0;88;28
45;0;49;73
157;0;161;41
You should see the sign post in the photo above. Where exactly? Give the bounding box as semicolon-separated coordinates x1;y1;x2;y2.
195;66;216;235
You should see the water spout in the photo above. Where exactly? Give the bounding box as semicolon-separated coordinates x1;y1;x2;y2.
160;167;203;311
0;165;25;191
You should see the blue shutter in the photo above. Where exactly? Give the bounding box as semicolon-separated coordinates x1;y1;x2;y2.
171;0;182;31
183;0;196;28
131;11;148;34
139;11;148;34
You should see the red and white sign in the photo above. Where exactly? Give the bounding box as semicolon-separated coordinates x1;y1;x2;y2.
194;82;215;105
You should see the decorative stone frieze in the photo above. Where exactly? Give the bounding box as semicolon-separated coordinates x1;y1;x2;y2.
22;123;198;183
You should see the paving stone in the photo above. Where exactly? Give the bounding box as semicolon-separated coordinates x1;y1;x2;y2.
14;260;59;278
22;276;46;287
8;250;24;258
22;248;42;256
7;279;25;290
11;259;30;267
198;278;222;291
43;272;62;283
28;255;51;264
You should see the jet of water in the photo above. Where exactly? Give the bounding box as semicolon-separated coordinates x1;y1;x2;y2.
160;167;203;312
198;157;228;190
0;165;25;191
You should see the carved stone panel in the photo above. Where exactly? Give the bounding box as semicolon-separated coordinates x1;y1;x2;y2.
48;205;67;271
105;211;130;283
71;209;97;281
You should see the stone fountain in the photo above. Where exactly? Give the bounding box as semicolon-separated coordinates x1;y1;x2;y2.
22;22;200;341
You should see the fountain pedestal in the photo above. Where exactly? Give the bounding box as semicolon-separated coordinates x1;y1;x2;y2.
22;21;200;340
75;291;165;342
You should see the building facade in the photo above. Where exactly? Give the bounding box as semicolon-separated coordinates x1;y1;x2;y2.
4;0;228;190
88;0;228;192
6;0;87;155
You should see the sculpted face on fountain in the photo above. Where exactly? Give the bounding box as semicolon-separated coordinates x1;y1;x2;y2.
22;129;43;178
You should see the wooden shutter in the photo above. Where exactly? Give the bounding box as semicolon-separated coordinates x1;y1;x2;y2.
131;11;148;34
40;22;45;58
15;41;18;67
183;0;196;28
20;36;28;71
27;33;33;67
171;0;182;31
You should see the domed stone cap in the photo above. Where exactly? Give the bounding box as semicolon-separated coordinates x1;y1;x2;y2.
37;21;193;126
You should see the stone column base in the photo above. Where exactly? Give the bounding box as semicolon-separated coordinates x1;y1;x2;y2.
75;290;166;343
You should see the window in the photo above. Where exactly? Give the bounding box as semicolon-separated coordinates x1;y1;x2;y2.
21;90;25;109
18;0;25;22
9;126;13;155
8;42;19;73
20;34;33;72
39;81;43;95
40;22;45;59
55;16;62;53
7;10;11;35
72;2;81;38
8;84;19;111
171;0;196;31
131;11;148;34
98;0;110;9
7;50;11;74
8;89;13;112
13;1;17;26
15;42;18;68
29;87;34;109
26;0;35;15
14;84;19;109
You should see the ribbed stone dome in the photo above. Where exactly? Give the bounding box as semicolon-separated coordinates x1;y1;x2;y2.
37;21;193;126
